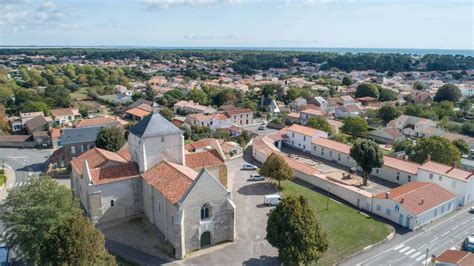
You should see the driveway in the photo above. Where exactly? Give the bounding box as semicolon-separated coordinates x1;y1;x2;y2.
172;149;280;265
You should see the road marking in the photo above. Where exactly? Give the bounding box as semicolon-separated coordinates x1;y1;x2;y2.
411;251;422;258
452;225;460;230
404;248;416;255
3;163;12;169
399;246;411;253
429;237;439;243
424;258;431;265
462;220;469;225
441;231;450;237
416;255;426;261
393;244;405;251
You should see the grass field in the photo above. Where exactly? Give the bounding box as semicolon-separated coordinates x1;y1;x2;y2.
281;181;392;265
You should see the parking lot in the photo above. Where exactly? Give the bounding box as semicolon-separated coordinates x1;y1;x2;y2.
175;151;279;265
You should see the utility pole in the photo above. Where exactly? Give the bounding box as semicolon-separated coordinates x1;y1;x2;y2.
326;184;331;210
424;247;429;266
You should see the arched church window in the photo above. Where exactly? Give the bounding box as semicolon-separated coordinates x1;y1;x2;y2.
201;204;210;220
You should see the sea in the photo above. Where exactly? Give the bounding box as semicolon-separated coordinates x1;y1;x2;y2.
0;46;472;56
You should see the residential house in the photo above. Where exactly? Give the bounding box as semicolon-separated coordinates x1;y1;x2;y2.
185;113;233;130
285;124;328;153
335;104;362;118
435;250;474;266
289;97;308;112
76;116;122;128
368;127;405;144
311;138;356;168
388;115;437;138
224;108;254;126
372;182;457;230
299;108;328;125
260;97;280;116
51;108;81;126
60;126;102;166
174;100;217;115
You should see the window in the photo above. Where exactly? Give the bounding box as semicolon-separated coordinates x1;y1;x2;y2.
429;173;433;179
448;202;452;211
376;169;379;174
441;205;444;214
71;146;76;154
161;136;165;143
110;200;114;207
396;176;400;181
303;136;306;141
338;154;341;161
434;209;438;217
386;208;391;216
439;176;442;181
376;205;381;211
408;175;411;182
171;216;174;224
329;151;332;157
158;203;161;212
201;204;210;220
314;146;317;151
303;145;305;150
292;133;295;138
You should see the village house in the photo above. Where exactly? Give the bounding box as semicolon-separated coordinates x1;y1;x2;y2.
335;104;363;118
70;113;235;259
185;113;233;130
224;108;254;126
51;108;81;126
174;100;217;115
299;108;328;125
368;127;405;144
60;126;102;166
285;124;328;153
388;115;437;138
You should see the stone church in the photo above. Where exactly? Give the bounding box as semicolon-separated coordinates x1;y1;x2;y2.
71;113;235;259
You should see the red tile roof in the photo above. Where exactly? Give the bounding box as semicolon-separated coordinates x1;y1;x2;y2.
126;107;151;119
76;117;120;128
225;108;253;115
420;161;473;181
143;161;198;204
312;138;351;154
51;108;79;118
287;124;324;137
185;149;225;170
383;156;420;175
375;182;456;215
436;250;474;266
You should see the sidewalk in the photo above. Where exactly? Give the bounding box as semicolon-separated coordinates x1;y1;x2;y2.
0;165;15;200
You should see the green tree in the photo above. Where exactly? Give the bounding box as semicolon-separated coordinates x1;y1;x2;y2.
40;215;115;265
266;195;328;265
452;139;470;155
409;136;461;166
333;133;348;143
0;176;83;262
260;153;293;188
306;117;333;134
460;98;472;112
96;127;126;152
379;88;397;102
341;76;352;86
0;85;13;106
341;117;368;137
24;101;51;116
159;108;174;121
355;82;379;99
378;105;401;124
350;139;384;186
462;122;474;137
393;139;414;155
434;84;462;103
413;81;426;91
188;88;209;105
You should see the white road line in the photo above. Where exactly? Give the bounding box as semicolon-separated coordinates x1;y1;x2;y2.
3;164;12;169
462;220;469;225
405;248;416;256
452;225;460;230
424;258;431;265
399;246;411;253
411;251;422;258
393;244;405;251
429;237;439;243
415;255;426;261
441;231;450;237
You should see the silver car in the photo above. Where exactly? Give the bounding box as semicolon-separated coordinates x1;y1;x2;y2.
249;174;265;181
242;163;258;170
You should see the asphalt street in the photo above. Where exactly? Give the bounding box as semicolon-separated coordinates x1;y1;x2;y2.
344;203;474;266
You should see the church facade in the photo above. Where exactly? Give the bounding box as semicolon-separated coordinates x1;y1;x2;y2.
71;113;235;259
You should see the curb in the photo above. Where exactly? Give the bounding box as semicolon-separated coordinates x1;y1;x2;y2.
339;224;396;264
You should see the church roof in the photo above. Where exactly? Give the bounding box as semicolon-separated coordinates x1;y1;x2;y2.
129;113;181;138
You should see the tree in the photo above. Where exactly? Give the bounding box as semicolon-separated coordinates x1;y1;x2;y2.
306;117;333;134
333;133;348;143
40;215;115;265
159;108;174;121
452;139;470;155
350;139;384;186
413;81;426;91
341;117;368;137
409;136;461;166
0;176;83;262
378;105;401;124
355;82;379;99
24;101;51;116
266;195;328;265
393;139;414;155
188;88;209;105
96;127;126;152
434;84;461;103
460;98;472;112
462;122;474;137
260;153;293;188
379;88;397;102
341;76;352;86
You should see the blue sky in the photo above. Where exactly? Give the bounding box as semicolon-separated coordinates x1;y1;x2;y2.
0;0;472;49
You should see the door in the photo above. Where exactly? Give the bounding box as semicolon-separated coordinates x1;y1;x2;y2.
398;214;404;225
200;231;211;248
405;216;411;228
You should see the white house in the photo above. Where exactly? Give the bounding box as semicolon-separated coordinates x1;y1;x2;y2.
51;108;81;126
311;138;356;168
185;113;233;130
285;124;328;153
372;182;457;230
387;115;437;138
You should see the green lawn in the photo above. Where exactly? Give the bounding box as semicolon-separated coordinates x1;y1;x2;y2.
281;181;392;265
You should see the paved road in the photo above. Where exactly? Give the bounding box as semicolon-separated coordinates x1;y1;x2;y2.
344;203;474;266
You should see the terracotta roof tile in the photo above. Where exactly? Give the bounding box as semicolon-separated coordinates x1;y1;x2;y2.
420;161;473;181
76;117;120;128
312;138;351;154
125;107;151;118
287;124;324;137
436;250;474;266
185;149;225;170
375;182;456;215
143;161;198;204
383;156;420;175
51;108;79;117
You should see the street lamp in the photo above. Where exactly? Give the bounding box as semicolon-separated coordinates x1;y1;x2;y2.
326;184;331;210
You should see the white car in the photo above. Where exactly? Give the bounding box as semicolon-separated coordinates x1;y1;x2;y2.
249;174;265;181
242;163;258;170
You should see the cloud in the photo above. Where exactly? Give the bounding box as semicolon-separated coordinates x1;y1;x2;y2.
0;1;65;30
143;0;244;9
184;33;238;40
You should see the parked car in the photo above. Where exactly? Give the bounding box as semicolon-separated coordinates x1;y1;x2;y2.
462;233;474;252
258;125;266;130
0;245;9;266
242;163;258;170
469;206;474;213
264;194;281;206
249;174;265;181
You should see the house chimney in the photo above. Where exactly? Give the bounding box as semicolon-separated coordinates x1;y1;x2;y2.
420;198;425;205
426;155;431;161
400;198;404;204
385;192;390;199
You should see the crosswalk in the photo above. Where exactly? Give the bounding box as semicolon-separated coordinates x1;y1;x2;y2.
7;182;29;188
393;244;427;263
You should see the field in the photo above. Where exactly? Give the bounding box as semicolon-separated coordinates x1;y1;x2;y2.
281;180;392;265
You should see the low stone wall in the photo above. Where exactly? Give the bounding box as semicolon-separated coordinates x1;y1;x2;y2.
0;141;35;148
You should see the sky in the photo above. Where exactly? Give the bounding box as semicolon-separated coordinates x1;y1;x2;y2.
0;0;472;50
